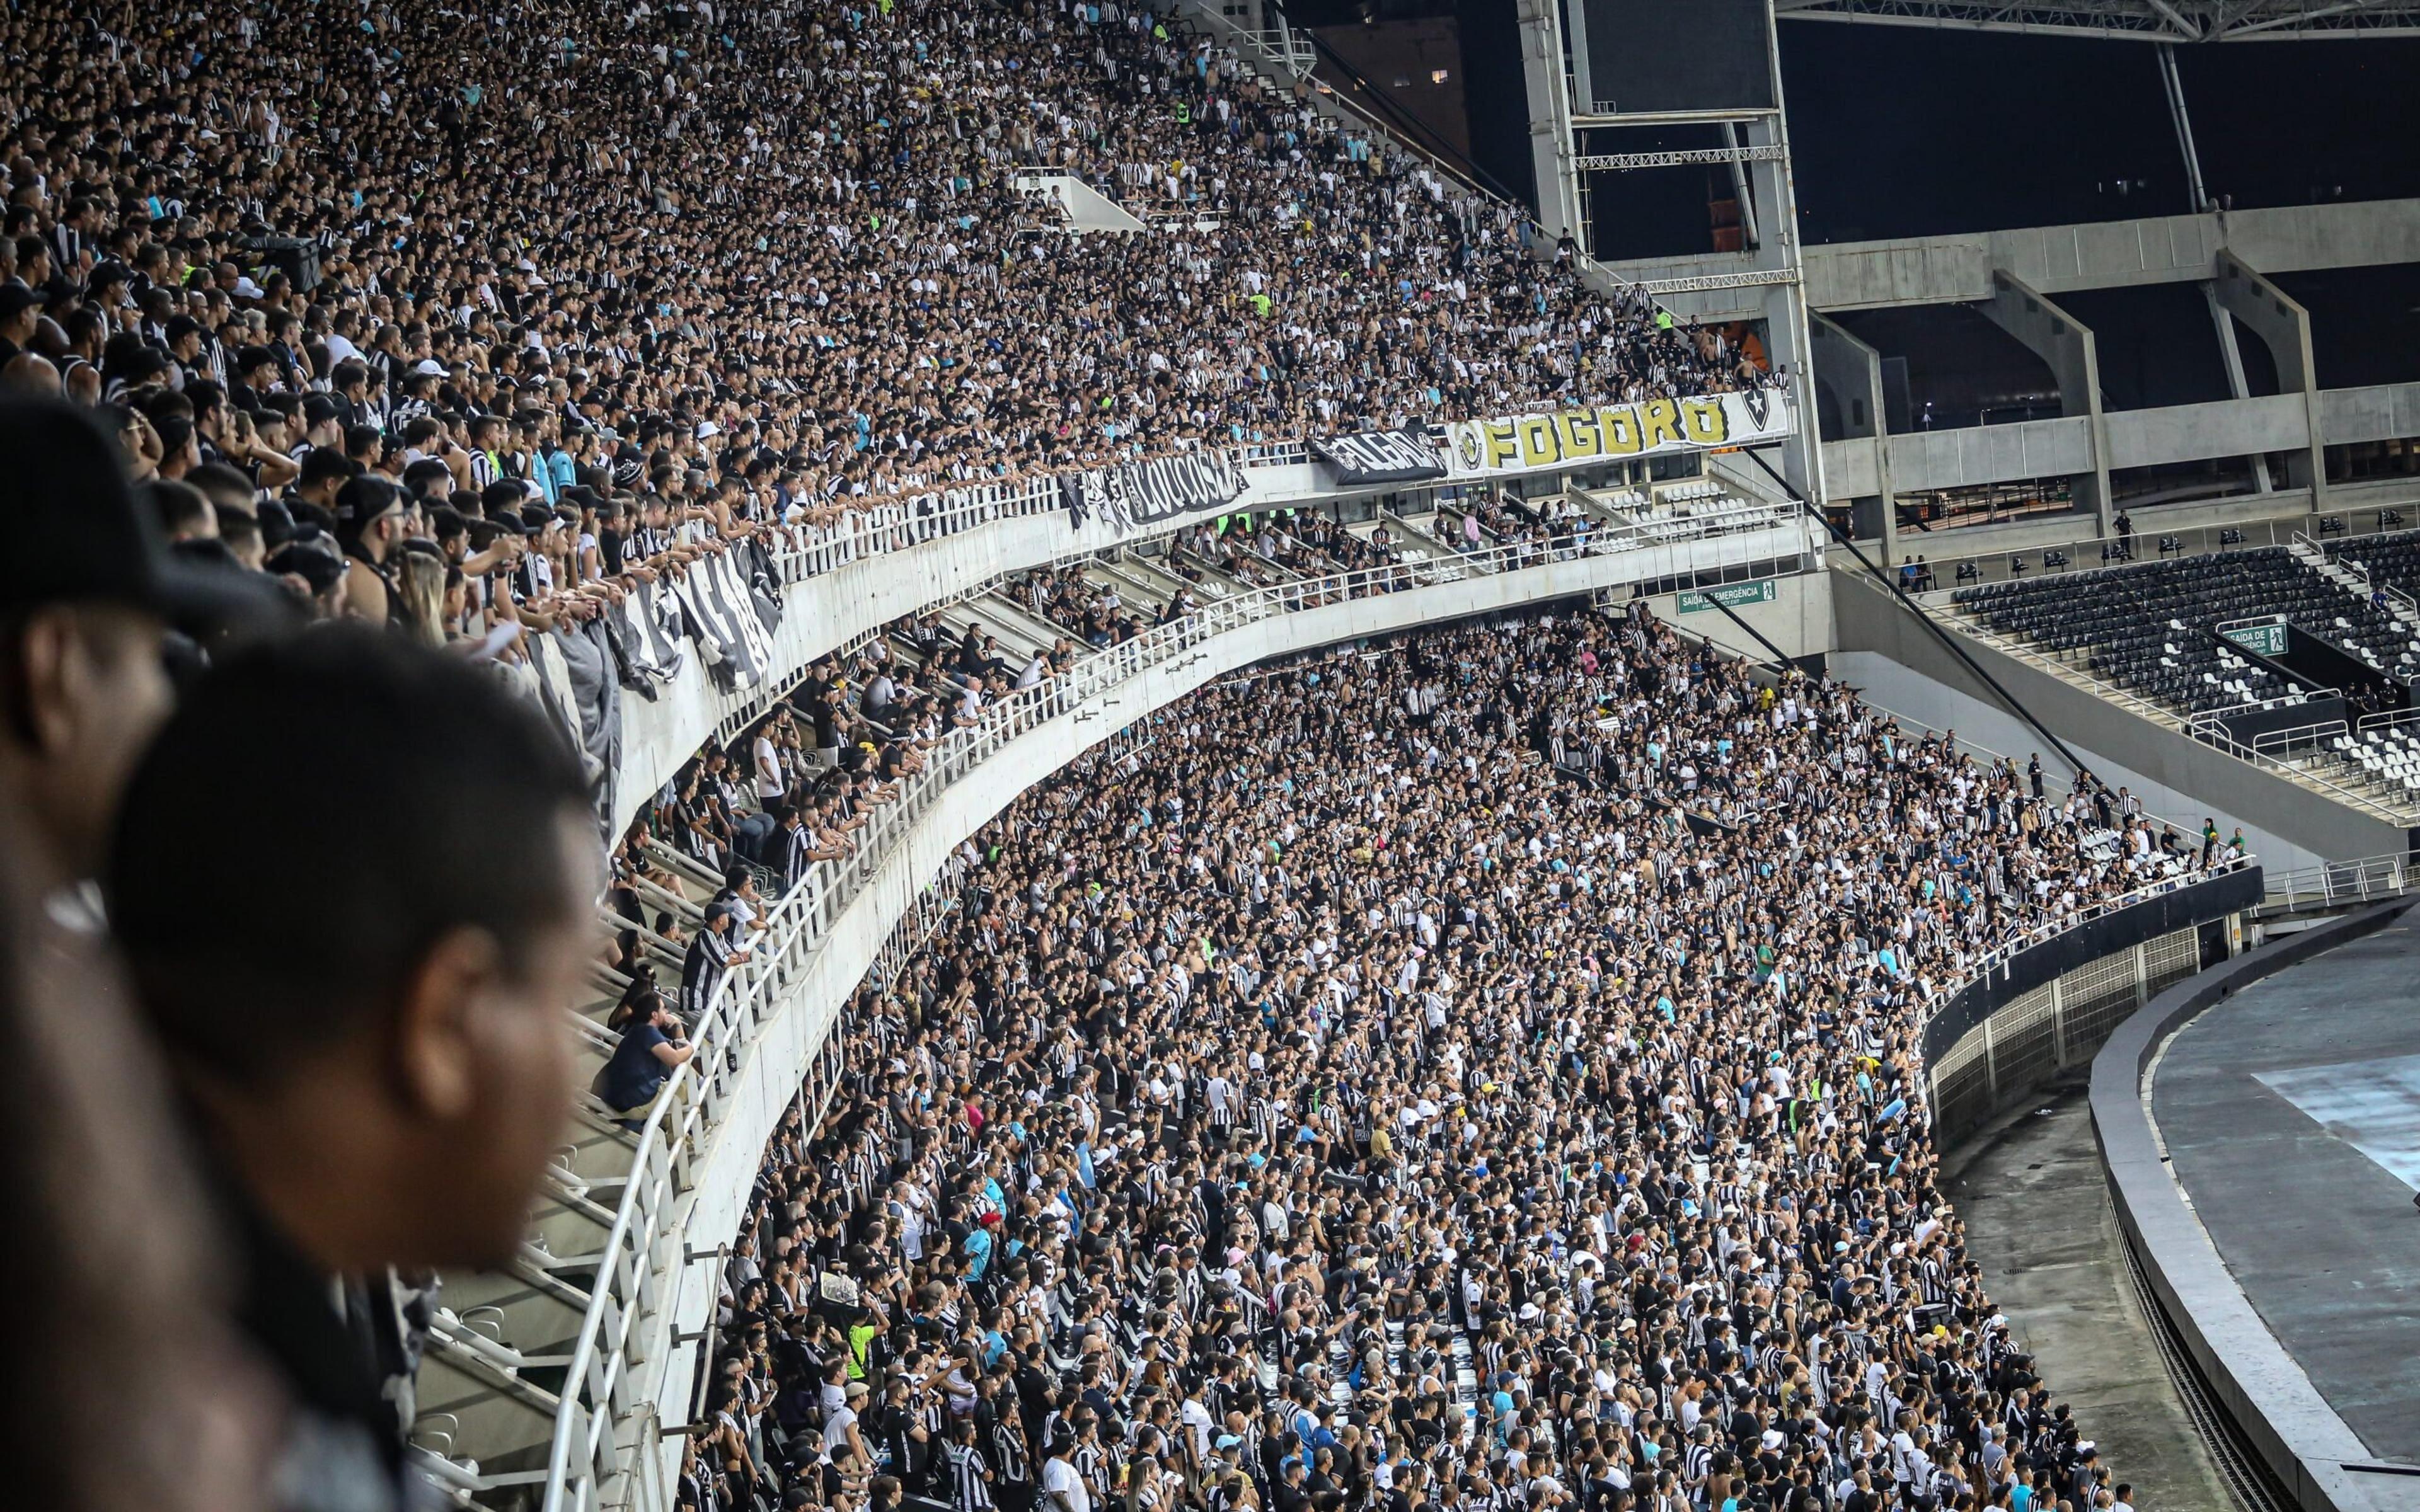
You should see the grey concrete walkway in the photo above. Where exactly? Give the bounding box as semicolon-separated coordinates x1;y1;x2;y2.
1952;1088;2237;1511
2150;920;2420;1467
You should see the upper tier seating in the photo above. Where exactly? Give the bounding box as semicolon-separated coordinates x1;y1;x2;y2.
2331;528;2420;592
1952;547;2416;714
9;0;1772;529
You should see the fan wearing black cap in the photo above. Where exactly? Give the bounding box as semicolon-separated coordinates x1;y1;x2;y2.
0;396;254;888
337;473;406;626
0;282;45;370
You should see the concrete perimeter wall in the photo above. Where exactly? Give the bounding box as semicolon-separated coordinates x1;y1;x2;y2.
1637;568;1834;665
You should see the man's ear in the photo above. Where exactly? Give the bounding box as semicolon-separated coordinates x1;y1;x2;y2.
3;607;77;750
392;926;505;1120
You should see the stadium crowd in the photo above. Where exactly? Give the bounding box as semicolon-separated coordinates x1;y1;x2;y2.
0;1;2231;1511
657;609;2229;1512
0;0;1769;586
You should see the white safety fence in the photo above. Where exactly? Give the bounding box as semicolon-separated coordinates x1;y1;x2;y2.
1953;859;2253;998
526;508;1823;1512
2258;852;2414;914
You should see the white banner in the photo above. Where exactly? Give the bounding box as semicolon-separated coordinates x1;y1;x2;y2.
1438;388;1792;481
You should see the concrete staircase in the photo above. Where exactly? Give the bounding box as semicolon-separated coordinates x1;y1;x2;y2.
1009;171;1147;235
2315;536;2420;640
410;843;724;1503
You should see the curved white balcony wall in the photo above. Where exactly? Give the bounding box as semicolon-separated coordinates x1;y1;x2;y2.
536;515;1821;1512
604;415;1798;836
612;485;1112;835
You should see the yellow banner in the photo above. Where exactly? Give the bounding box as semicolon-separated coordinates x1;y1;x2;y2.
1441;390;1789;480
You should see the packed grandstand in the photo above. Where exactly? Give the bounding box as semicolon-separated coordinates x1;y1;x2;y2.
0;3;2273;1512
644;610;2239;1512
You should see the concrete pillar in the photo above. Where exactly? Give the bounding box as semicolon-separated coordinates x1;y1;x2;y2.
2213;249;2329;504
1810;312;1896;558
1982;268;2112;534
2049;974;2068;1068
1515;0;1583;244
2203;284;2274;495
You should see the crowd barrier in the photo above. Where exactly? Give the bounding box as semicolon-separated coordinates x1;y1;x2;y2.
593;408;1795;837
1923;864;2263;1145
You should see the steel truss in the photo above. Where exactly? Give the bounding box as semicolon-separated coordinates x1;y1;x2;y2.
1772;0;2420;40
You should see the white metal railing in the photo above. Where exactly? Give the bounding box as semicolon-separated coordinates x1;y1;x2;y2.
2259;852;2414;914
1936;513;2420;595
759;425;1317;587
609;400;1798;843
1930;520;2293;588
711;483;1772;739
2195;704;2420;765
2182;718;2420;823
1177;0;1317;80
773;472;1062;585
1950;856;2255;997
1925;514;2420;591
2221;713;2344;760
534;509;1819;1512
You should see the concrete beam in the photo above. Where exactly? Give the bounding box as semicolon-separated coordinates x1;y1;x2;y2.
2102;391;2311;472
1805;197;2420;311
2213;249;2329;500
2320;379;2420;449
1981;269;2112;530
1810;312;1896;556
1834;379;2420;503
1870;413;2095;495
2202;281;2274;496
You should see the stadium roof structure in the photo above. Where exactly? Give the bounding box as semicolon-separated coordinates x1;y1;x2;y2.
1772;0;2420;40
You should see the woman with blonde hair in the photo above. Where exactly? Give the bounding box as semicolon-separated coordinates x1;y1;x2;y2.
395;544;451;647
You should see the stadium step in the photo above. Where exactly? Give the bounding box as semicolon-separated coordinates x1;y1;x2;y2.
967;591;1075;658
1081;558;1177;613
1117;547;1220;600
414;1261;596;1474
1007;171;1148;234
1349;517;1464;583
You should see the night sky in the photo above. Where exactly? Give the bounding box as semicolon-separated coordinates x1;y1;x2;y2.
1777;23;2420;243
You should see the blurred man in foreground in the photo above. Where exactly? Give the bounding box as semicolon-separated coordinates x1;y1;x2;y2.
109;630;600;1507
